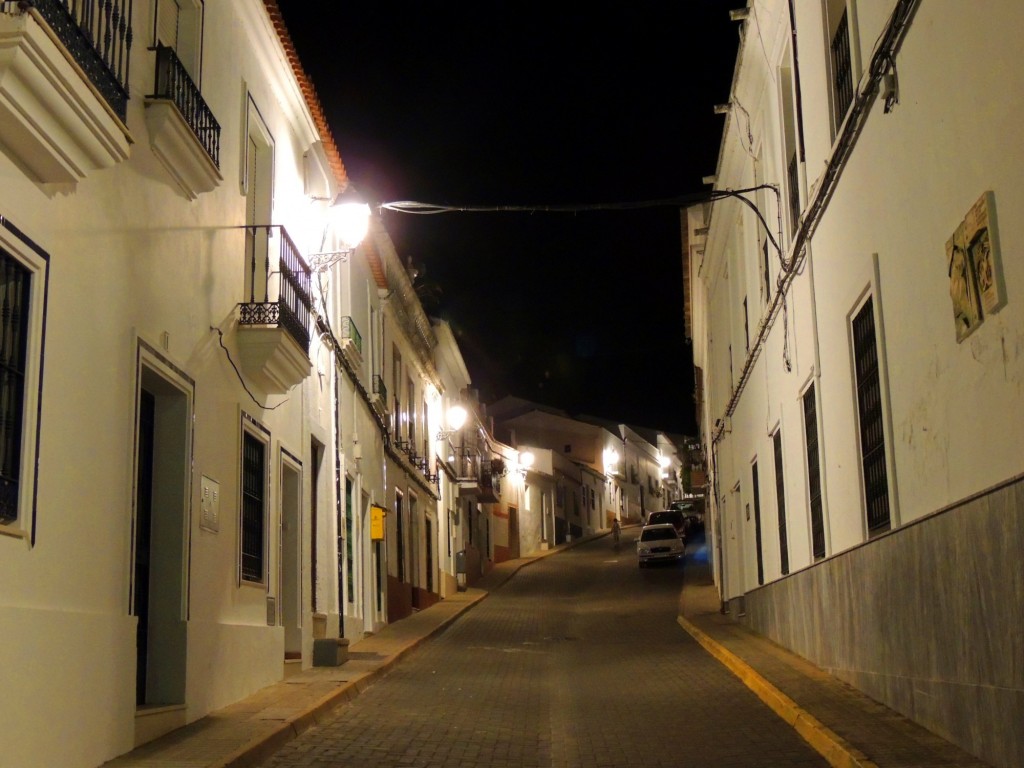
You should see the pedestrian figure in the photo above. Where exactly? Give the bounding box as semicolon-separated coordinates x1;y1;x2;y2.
612;518;621;546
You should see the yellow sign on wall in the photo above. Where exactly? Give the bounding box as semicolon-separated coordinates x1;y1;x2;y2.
370;505;386;541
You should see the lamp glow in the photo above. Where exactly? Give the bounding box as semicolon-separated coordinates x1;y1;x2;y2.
330;187;371;250
520;451;535;469
446;405;468;431
603;447;620;472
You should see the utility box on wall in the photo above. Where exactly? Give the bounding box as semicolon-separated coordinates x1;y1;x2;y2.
200;475;220;532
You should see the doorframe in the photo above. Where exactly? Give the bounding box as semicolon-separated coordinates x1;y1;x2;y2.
279;447;302;658
130;338;195;707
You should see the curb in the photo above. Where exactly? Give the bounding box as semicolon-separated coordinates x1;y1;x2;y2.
677;615;879;768
218;591;488;768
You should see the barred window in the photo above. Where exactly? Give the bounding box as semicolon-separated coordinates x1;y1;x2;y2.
0;251;30;523
828;4;855;132
803;385;826;559
751;460;764;586
773;430;790;575
241;430;267;582
853;298;890;533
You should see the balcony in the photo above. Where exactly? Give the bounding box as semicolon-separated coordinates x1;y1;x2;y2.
370;374;389;418
453;452;501;502
237;226;313;393
338;316;362;370
145;43;221;198
0;0;131;182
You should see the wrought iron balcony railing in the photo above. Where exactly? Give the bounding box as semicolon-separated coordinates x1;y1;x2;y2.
238;226;312;352
372;374;387;402
149;43;219;167
339;316;362;355
9;0;133;121
787;153;800;233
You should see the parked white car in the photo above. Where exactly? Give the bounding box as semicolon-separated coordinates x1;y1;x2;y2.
636;523;685;568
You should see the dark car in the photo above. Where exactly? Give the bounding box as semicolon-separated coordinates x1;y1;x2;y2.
646;509;686;539
669;500;705;533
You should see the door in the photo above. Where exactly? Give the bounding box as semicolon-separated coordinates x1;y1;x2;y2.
133;367;189;706
508;506;520;559
281;460;301;659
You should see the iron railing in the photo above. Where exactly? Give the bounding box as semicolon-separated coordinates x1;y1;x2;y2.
339;316;362;356
372;374;387;402
787;153;800;233
7;0;133;121
149;43;219;167
238;226;313;352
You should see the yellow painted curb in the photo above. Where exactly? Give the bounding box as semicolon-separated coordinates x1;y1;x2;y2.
677;616;879;768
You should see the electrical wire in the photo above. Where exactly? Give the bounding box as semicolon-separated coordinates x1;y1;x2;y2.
381;185;784;259
211;327;289;410
710;0;921;447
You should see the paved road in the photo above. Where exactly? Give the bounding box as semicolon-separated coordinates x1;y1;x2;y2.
259;531;826;767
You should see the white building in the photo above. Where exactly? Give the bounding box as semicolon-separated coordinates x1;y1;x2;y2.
432;319;474;596
686;2;1024;765
0;1;481;764
366;224;446;620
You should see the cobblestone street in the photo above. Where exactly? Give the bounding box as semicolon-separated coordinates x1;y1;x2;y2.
258;533;826;767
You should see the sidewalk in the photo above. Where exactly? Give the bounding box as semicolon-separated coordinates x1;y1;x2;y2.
107;531;989;768
104;541;572;768
678;550;990;768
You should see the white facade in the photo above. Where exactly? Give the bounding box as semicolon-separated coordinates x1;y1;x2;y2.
688;2;1024;765
491;398;679;527
0;2;479;765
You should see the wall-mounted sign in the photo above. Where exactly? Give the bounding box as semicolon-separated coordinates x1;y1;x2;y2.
370;505;386;541
946;191;1005;342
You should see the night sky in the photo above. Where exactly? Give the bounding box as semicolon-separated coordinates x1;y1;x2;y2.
276;2;746;435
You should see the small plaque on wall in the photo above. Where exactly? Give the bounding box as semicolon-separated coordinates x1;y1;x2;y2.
946;191;1006;342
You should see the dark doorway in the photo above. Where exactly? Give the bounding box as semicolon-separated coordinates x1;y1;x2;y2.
133;368;189;707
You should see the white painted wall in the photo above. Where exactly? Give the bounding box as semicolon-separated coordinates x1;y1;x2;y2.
692;0;1024;637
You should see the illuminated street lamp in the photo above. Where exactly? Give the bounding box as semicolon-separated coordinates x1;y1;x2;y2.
603;447;620;474
310;185;371;271
437;404;468;441
330;186;371;250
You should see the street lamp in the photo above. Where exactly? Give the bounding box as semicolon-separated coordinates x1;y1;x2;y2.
517;450;535;477
310;185;371;271
437;404;468;441
603;447;620;474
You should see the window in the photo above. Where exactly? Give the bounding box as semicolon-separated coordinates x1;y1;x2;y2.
754;148;771;303
0;221;47;539
392;346;401;435
154;0;203;81
243;97;273;303
395;491;405;581
803;384;826;559
826;0;855;134
742;297;750;352
0;253;31;525
852;297;890;533
751;460;764;586
406;376;415;445
343;476;354;604
773;430;790;575
780;51;802;235
421;397;429;457
240;422;268;583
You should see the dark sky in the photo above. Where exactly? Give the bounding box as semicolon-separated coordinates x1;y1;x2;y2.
276;2;746;435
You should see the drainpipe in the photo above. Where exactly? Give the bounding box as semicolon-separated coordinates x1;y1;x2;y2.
333;362;345;639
